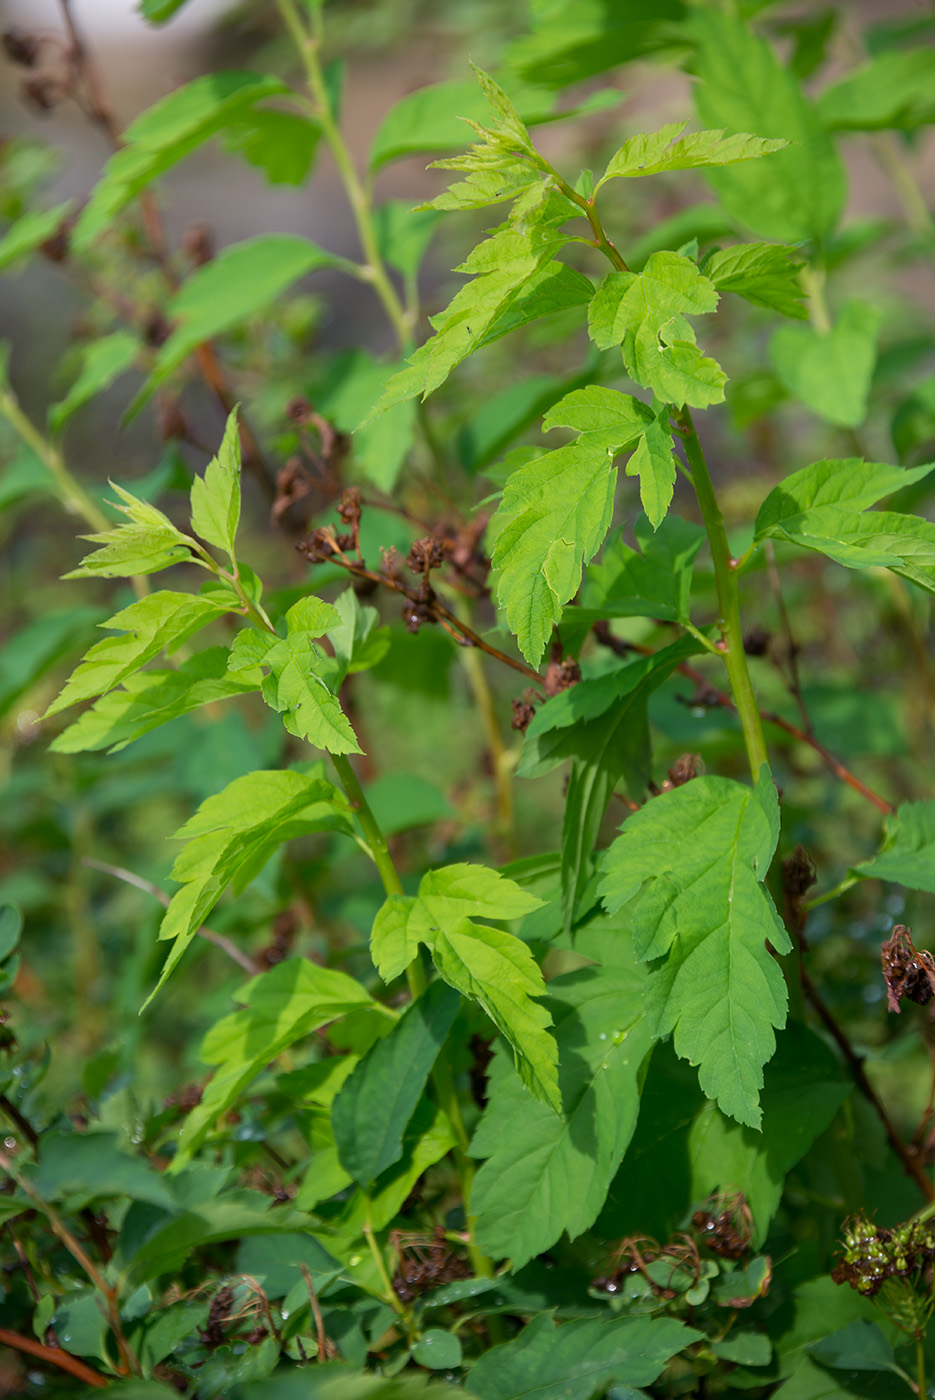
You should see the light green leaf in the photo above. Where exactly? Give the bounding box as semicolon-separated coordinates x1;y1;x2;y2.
704;243;807;320
770;300;881;427
505;0;686;88
64;482;194;579
430;919;559;1111
74;72;290;250
756;457;935;537
491;387;657;665
467;1313;699;1400
45;592;231;717
189;406;241;565
600;771;789;1128
372;201;442;280
327;589;390;682
855;801;935;893
588;253;725;408
690;10;846;242
818;49;935;131
139;0;192;21
370;864;556;1108
598;122;786;188
331;979;460;1187
471;965;654;1268
50;647;262;753
0;201;73;274
368;78;561;171
626;409;678;526
170;957;380;1170
149;770;353;1004
48;331;140;433
133;235;343;415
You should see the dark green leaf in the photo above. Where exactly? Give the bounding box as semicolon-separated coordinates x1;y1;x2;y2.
600;771;789;1128
0;605;104;718
467;1313;699;1400
223;109;321;185
810;1321;900;1375
471;965;654;1268
506;0;687;88
331;979;460;1187
577;514;705;624
33;1132;174;1208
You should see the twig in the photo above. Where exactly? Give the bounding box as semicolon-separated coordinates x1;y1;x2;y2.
300;1262;331;1361
0;1149;141;1375
56;0;276;496
0;1327;110;1388
82;859;258;975
0;1095;39;1149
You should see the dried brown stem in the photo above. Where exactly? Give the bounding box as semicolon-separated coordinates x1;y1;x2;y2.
300;1262;330;1361
57;0;275;495
0;1327;110;1388
82;859;258;975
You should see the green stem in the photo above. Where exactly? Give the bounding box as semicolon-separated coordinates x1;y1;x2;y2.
0;384;110;534
916;1333;926;1399
677;407;770;781
276;0;412;350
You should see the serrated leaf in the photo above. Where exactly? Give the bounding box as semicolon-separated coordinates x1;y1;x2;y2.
704;243;807;320
131;235;343;416
598;122;786;188
169;958;380;1170
331;979;460;1187
471;965;653;1268
64;482;194;579
189;407;241;565
148;770;353;1004
690;10;846;242
626;409;678;526
48;331;140;433
600;771;789;1128
370;865;555;1107
50;647;262;754
222;108;320;185
0;201;73;274
491;387;656;665
855;801;935;893
45;592;231;717
818;49;935;131
588;254;725;408
74;72;290;250
230;608;361;756
770;300;881;427
468;1313;699;1400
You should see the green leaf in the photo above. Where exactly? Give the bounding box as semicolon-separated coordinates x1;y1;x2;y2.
327;588;391;681
48;331;140;433
588;254;725;408
50;647;262;753
411;1331;463;1371
0;201;73;273
471;965;654;1268
810;1321;901;1375
133;235;343;415
467;1313;699;1400
138;0;192;21
171;958;381;1169
241;1364;467;1400
369;78;548;171
577;514;705;624
818;49;935;131
64;483;194;579
597;122;786;188
45;592;232;717
690;10;846;242
856;801;935;892
600;771;789;1128
74;72;290;249
770;301;881;428
313;349;415;492
33;1132;174;1209
0;605;104;719
222;109;321;185
505;0;686;88
189;406;241;565
148;769;353;1003
331;979;460;1188
490;387;659;666
754;457;935;591
230;607;361;756
372;201;442;281
704;243;807;320
371;865;557;1109
365;222;571;420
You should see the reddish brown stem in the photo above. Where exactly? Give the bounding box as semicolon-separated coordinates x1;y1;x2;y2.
0;1327;110;1388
